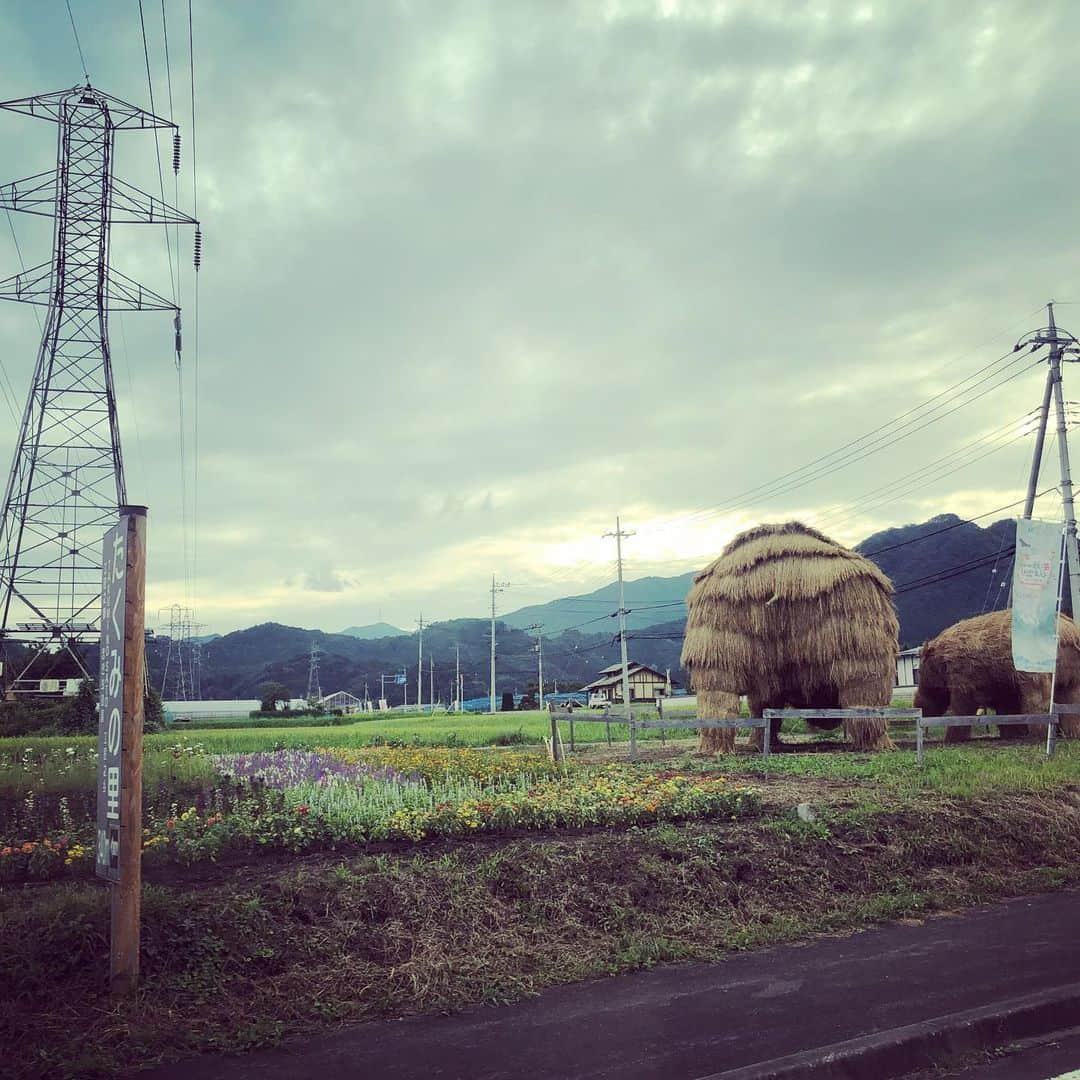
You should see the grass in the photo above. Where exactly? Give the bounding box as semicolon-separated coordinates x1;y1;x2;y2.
709;740;1080;797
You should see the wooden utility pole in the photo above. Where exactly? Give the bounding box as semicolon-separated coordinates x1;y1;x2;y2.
96;505;147;997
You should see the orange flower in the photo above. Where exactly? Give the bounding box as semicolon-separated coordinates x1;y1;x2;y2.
166;819;175;829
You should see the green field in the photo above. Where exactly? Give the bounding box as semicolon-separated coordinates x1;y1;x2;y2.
7;708;685;760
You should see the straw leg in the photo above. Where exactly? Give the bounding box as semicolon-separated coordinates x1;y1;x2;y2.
1015;684;1049;738
1057;691;1080;738
696;689;739;754
839;681;894;751
943;690;976;743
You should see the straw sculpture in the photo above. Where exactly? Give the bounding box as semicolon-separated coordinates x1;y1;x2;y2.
681;521;899;753
915;609;1080;740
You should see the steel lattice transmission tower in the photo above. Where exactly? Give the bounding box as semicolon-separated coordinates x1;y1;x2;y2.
307;639;322;704
0;85;197;692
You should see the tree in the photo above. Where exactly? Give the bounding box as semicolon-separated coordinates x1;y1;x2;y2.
143;688;165;732
259;681;293;712
68;679;98;734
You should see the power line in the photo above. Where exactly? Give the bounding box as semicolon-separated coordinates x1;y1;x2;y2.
64;0;90;83
643;345;1042;537
187;0;202;624
815;408;1039;531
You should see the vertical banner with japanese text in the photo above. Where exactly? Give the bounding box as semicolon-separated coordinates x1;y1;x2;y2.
1011;518;1065;674
96;519;126;881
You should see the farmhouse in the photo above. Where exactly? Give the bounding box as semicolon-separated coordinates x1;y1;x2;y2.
581;661;673;703
893;646;921;702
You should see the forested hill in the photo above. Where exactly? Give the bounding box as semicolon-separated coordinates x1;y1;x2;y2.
147;512;1029;698
149;618;686;703
858;514;1017;647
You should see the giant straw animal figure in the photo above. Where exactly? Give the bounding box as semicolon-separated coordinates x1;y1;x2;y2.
915;609;1080;739
681;522;899;753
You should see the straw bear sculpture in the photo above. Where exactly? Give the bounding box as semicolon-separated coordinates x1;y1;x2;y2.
681;522;899;753
915;609;1080;740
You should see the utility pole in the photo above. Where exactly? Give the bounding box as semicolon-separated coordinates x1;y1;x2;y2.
429;655;434;708
455;643;461;713
490;575;510;713
416;614;424;710
525;623;544;708
1018;302;1080;616
0;87;196;695
604;517;636;757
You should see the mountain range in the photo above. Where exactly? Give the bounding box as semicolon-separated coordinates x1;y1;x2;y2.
339;622;409;640
146;513;1022;701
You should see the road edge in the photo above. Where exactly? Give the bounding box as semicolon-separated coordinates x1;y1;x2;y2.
699;981;1080;1080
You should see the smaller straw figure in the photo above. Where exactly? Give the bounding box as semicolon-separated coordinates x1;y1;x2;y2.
915;610;1080;740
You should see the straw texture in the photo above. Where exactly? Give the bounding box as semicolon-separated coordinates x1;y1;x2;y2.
915;609;1080;740
681;522;899;752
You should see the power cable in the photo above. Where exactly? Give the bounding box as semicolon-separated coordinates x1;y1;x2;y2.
643;346;1040;536
64;0;90;83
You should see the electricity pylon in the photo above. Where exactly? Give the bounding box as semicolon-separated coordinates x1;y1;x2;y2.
306;639;322;704
1019;301;1080;616
0;85;197;693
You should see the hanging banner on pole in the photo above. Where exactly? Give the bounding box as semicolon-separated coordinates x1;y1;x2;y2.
1011;518;1064;673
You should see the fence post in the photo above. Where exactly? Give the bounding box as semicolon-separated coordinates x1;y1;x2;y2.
550;709;563;763
1046;710;1057;759
916;717;924;767
762;715;771;759
605;706;611;746
569;710;575;752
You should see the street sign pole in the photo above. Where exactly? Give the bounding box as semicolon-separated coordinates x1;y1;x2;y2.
95;505;148;996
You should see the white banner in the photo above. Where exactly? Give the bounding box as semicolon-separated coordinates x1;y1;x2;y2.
1011;518;1065;674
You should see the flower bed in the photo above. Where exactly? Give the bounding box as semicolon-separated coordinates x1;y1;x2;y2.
0;748;760;881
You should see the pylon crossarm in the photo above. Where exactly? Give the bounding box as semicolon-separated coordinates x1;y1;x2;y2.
0;262;52;305
0;86;175;131
106;268;177;312
0;171;57;216
111;178;198;225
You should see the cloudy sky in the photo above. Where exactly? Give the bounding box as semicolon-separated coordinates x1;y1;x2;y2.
1;0;1079;635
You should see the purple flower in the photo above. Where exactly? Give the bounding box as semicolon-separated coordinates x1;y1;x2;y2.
211;751;420;791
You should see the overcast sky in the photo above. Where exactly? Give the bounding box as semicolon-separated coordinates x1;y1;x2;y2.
2;0;1079;635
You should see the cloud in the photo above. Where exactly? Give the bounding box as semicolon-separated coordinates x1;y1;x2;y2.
1;0;1078;634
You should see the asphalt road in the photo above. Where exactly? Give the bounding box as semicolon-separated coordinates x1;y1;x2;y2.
143;889;1080;1080
928;1026;1080;1078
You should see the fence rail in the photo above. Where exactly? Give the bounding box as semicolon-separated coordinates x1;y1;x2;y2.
548;703;1070;763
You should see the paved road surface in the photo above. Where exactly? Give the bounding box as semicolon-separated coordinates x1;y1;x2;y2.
144;890;1080;1080
931;1026;1080;1078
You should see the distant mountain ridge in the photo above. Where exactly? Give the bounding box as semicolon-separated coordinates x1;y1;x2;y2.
155;513;1026;699
339;622;408;640
502;573;697;635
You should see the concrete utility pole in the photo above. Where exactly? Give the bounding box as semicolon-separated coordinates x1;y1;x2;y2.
416;614;423;709
430;656;434;708
525;623;544;708
490;576;510;713
455;643;461;713
1018;302;1080;616
604;516;636;757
